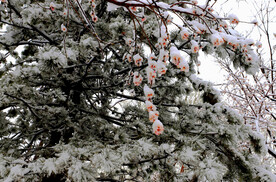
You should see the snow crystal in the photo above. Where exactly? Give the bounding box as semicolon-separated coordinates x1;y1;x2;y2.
9;165;29;177
39;47;67;67
138;139;155;154
56;151;70;166
180;147;199;162
254;166;276;182
11;66;21;77
43;159;57;176
11;159;27;165
29;161;42;173
68;161;85;182
0;162;7;177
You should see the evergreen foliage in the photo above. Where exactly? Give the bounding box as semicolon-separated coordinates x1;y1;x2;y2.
0;0;275;181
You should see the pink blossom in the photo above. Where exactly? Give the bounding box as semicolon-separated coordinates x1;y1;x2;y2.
146;67;156;85
210;34;223;46
228;14;239;24
133;54;143;66
61;24;67;32
180;27;189;40
255;41;262;49
50;2;55;11
144;84;154;99
125;38;133;47
158;49;169;65
170;46;182;66
156;61;167;75
145;100;156;112
133;72;143;86
179;59;189;72
152;120;164;135
191;40;199;53
149;111;159;122
148;60;157;70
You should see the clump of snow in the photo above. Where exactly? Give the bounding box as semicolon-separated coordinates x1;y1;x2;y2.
43;158;57;176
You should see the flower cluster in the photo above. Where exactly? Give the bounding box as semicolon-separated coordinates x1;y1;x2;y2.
147;53;167;85
144;85;164;135
180;27;190;40
228;14;239;24
124;38;143;66
156;25;169;48
226;35;239;50
158;49;169;65
189;20;207;35
210;33;223;47
105;0;263;137
219;21;228;29
133;72;143;86
49;2;67;32
133;54;143;67
90;0;98;22
146;67;156;85
128;51;167;135
170;46;189;72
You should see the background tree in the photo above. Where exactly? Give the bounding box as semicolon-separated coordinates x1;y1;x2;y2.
218;0;276;170
0;0;275;181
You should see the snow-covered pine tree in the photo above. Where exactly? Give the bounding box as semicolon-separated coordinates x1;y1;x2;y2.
0;0;275;181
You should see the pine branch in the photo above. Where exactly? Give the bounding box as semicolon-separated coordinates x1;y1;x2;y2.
28;24;58;46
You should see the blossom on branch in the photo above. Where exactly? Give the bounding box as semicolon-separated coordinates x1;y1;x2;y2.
179;59;189;72
133;72;143;86
170;46;182;67
145;100;156;112
156;60;167;75
0;0;275;180
50;2;55;11
152;120;164;135
256;41;262;48
148;60;157;70
211;33;223;47
229;14;239;24
191;40;199;53
149;111;159;122
133;54;143;66
144;84;154;100
61;24;67;32
62;9;67;16
146;67;156;85
158;49;169;65
180;27;190;40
